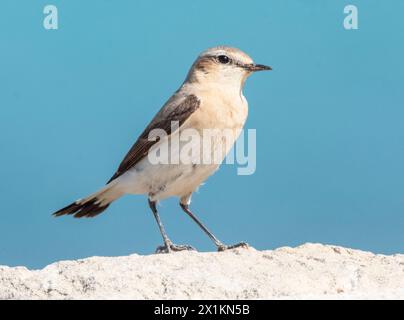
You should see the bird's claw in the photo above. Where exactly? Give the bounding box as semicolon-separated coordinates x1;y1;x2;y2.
155;242;196;254
217;242;249;252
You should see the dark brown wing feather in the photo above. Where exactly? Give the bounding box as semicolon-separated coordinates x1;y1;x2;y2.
107;94;200;183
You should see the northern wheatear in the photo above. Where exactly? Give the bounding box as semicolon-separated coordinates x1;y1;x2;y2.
53;46;271;253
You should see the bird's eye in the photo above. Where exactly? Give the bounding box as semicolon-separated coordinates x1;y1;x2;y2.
217;55;230;64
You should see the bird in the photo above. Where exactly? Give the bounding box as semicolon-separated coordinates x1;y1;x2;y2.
53;46;271;253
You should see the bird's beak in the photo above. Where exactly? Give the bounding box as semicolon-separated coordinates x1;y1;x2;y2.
245;64;272;72
252;64;272;72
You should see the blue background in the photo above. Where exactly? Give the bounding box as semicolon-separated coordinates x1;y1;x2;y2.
1;0;403;269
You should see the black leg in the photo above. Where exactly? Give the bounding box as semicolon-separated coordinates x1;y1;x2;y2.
148;199;196;253
148;199;171;248
179;203;248;251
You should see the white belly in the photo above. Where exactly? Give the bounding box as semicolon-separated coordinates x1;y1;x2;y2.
117;131;225;201
116;90;248;201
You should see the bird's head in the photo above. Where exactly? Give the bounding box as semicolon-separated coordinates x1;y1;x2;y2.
186;46;271;90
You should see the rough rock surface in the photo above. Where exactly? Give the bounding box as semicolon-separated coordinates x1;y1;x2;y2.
1;243;403;299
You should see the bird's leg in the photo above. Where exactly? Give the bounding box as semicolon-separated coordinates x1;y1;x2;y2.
179;203;249;252
148;199;196;253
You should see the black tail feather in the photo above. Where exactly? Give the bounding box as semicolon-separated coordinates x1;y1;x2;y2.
53;198;110;218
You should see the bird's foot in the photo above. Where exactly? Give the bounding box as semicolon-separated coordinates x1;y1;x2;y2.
155;242;196;254
217;241;249;252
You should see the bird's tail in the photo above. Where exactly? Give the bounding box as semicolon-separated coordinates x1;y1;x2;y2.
53;181;123;218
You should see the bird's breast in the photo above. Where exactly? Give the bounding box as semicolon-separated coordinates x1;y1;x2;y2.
186;88;248;132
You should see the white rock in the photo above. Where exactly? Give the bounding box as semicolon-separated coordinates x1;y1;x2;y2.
0;243;403;299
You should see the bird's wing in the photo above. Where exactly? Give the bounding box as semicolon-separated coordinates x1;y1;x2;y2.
107;93;200;183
